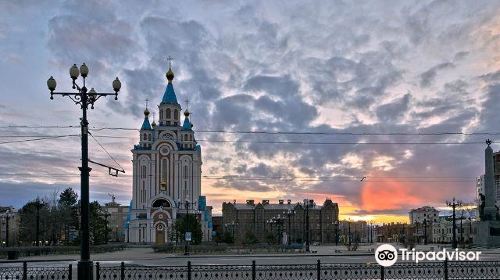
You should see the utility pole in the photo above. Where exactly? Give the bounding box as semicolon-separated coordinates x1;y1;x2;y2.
4;211;10;247
305;199;311;252
177;200;196;255
423;219;427;245
446;197;462;249
185;201;189;255
103;212;110;244
348;220;351;247
47;64;121;280
35;199;40;247
286;209;295;245
459;210;464;246
334;221;339;246
126;222;130;243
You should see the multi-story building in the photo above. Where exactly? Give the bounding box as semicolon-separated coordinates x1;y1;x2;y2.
432;212;478;244
103;197;130;242
409;206;439;244
409;206;439;224
222;199;339;244
337;220;375;244
211;216;223;241
198;196;213;242
0;207;19;247
374;222;408;243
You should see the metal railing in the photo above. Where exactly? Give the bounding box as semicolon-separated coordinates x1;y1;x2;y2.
95;260;500;280
0;261;72;280
1;260;500;280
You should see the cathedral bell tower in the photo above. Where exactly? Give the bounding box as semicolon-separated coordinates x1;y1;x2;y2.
158;67;181;126
129;62;203;245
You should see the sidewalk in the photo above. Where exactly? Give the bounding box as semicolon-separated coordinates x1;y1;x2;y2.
6;244;500;262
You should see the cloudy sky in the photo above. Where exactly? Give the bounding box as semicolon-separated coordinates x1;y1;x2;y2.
1;0;499;222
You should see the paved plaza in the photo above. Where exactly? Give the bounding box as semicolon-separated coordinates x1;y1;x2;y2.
2;244;499;266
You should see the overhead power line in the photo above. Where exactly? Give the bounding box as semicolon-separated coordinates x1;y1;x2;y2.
0;173;477;182
89;132;125;172
0;134;79;145
2;124;500;136
0;133;496;146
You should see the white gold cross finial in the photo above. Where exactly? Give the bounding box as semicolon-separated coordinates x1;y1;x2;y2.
185;97;190;110
145;98;149;109
166;56;174;68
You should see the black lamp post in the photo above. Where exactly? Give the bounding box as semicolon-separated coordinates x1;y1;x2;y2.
47;64;121;280
348;219;351;247
285;209;295;245
126;222;130;243
334;221;339;246
423;219;428;245
304;199;313;252
266;218;276;244
3;210;11;247
446;197;462;249
459;210;465;245
175;200;196;255
103;212;110;244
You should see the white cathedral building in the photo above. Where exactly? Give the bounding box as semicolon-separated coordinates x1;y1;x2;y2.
128;65;210;244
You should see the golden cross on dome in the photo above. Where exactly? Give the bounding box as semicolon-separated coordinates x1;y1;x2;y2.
166;56;174;68
145;98;149;109
185;97;190;111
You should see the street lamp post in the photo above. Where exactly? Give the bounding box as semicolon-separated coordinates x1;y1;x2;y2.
4;210;10;247
334;221;339;246
468;215;473;244
175;200;196;255
459;210;465;246
285;209;295;245
369;222;373;244
126;222;130;243
47;64;121;280
103;212;110;244
35;199;41;247
348;220;351;247
266;218;276;244
423;219;427;245
446;197;462;249
304;199;312;252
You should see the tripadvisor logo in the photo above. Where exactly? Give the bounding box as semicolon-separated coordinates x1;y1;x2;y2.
375;244;482;267
375;244;398;267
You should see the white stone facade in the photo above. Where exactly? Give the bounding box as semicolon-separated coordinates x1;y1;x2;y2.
128;66;203;244
409;206;439;224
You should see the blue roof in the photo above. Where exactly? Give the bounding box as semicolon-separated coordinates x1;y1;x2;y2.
141;117;152;130
161;83;178;104
182;116;192;130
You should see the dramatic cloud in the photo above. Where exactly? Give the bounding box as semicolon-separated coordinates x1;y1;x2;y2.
1;0;499;222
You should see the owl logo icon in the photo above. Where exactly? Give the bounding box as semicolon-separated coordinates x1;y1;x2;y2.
375;244;398;267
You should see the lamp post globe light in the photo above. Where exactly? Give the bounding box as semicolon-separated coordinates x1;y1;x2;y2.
446;197;462;249
47;64;121;280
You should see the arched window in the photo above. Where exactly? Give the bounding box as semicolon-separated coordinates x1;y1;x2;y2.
141;166;146;179
152;199;171;208
184;165;188;179
142;181;145;203
174;109;178;120
166;108;171;119
160;110;163;119
161;158;168;184
143;133;147;140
